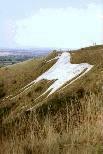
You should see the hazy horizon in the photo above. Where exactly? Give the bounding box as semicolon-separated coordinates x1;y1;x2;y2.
0;0;103;49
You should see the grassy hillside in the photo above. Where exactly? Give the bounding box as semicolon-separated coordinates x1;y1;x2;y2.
0;51;58;96
71;45;103;65
1;93;103;154
0;45;103;154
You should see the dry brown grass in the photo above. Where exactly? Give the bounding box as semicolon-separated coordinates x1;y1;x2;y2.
0;92;103;154
0;52;58;97
71;45;103;65
0;45;103;153
0;45;103;126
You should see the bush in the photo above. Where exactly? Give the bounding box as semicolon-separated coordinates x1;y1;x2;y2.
35;86;43;92
0;81;6;98
12;80;17;84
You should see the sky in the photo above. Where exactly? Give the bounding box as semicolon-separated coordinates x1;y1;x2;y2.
0;0;103;49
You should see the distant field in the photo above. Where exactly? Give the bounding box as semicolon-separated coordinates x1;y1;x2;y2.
0;55;35;67
0;48;53;67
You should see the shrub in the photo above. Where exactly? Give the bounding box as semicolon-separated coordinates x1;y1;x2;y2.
35;86;43;92
0;81;6;98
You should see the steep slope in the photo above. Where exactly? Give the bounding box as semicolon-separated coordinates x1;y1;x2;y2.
0;45;103;124
0;51;58;97
0;45;103;154
15;52;93;98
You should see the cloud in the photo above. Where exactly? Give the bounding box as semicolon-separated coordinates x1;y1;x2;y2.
15;3;103;48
